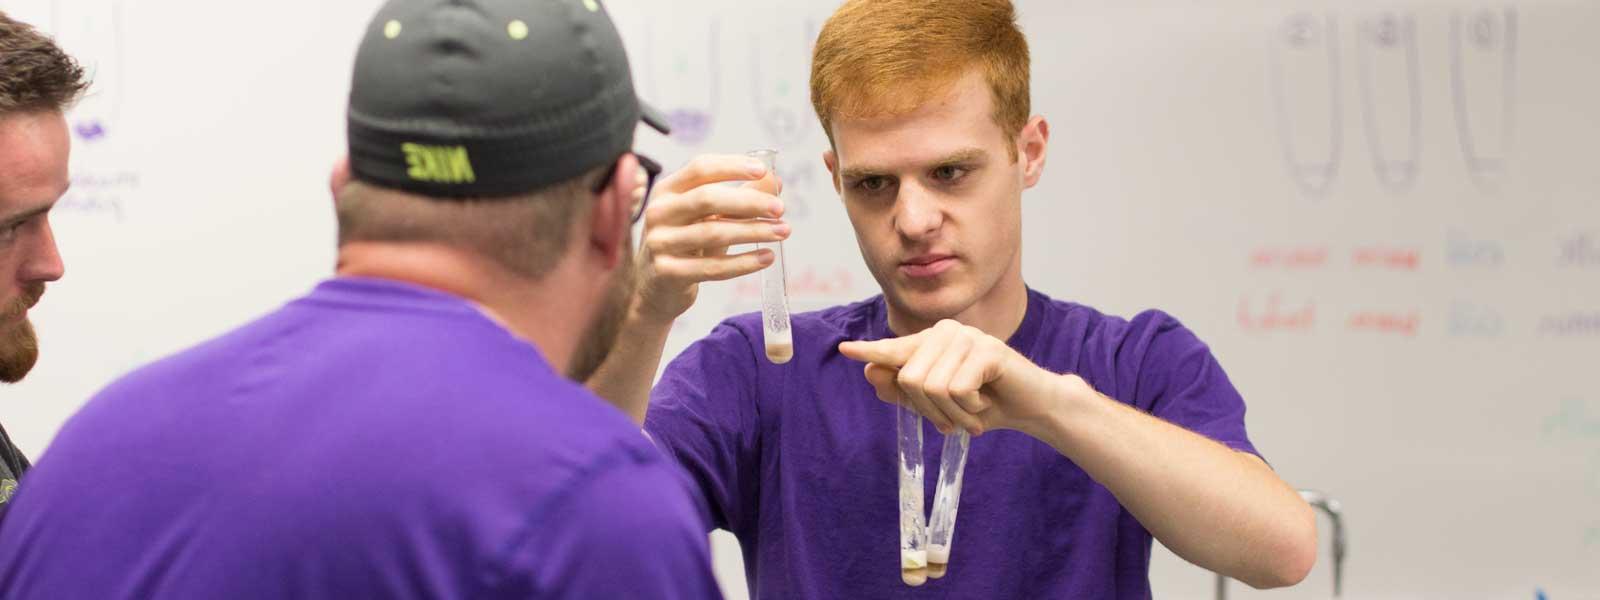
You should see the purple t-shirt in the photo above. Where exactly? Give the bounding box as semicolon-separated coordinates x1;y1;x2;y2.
645;288;1258;599
0;278;721;600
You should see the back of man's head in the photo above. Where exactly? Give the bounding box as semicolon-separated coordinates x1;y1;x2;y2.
334;173;598;280
337;0;667;281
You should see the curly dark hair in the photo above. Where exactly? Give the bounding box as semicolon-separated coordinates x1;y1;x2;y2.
0;10;89;114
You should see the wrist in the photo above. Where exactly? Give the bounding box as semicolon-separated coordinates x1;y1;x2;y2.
626;301;679;335
1054;373;1097;418
1016;372;1096;444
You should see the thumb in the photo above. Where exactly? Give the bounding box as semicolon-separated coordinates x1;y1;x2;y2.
863;363;900;405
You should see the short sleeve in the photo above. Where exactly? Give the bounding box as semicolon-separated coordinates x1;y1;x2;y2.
643;322;762;533
489;454;723;599
1130;311;1261;459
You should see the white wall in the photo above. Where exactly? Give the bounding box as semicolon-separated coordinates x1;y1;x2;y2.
2;0;1596;597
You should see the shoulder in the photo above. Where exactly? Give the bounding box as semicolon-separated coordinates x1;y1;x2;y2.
1027;290;1209;392
1035;292;1190;354
459;374;666;474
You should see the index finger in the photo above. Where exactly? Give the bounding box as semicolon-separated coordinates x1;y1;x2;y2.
838;335;921;369
657;154;770;195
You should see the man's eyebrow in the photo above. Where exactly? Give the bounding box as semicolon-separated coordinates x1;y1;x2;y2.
839;164;891;181
839;148;989;180
932;148;988;166
0;205;54;229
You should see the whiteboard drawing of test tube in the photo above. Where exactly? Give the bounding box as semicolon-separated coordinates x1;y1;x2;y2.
1449;8;1517;193
748;150;793;364
926;430;970;579
896;402;929;587
1356;12;1422;193
634;15;721;147
1270;13;1342;198
749;18;822;149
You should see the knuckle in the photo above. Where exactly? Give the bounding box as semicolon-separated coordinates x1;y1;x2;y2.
689;190;717;215
698;261;722;280
747;219;771;239
653;258;685;279
642;232;669;254
896;370;917;388
683;156;716;179
643;201;669;223
978;335;1002;352
682;222;712;245
711;224;739;247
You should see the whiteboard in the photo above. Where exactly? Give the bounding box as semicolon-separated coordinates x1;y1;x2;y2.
3;0;1597;598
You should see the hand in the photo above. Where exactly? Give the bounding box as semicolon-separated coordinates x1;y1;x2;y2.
633;155;789;326
838;319;1079;436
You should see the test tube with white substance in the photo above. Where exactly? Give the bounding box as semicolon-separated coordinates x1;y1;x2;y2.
926;430;970;578
748;149;793;364
897;402;929;586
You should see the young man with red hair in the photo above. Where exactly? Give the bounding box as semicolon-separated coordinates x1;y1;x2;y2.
589;1;1317;597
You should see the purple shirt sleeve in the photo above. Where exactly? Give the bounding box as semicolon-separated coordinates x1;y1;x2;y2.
491;454;723;599
643;323;761;534
1126;311;1261;459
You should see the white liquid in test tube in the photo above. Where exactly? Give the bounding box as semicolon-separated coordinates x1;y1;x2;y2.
897;403;929;586
748;149;793;364
926;430;970;578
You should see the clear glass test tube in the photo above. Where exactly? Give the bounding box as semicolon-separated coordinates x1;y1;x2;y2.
897;403;929;586
747;149;793;364
926;430;970;579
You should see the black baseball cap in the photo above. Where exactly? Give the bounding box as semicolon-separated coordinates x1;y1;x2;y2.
346;0;669;198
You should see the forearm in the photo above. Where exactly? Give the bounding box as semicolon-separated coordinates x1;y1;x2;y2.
1025;376;1317;589
584;315;673;425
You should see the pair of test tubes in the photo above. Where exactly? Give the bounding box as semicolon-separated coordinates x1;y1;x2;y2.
899;417;971;585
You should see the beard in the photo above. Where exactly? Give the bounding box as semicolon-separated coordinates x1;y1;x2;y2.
565;245;637;382
0;283;45;384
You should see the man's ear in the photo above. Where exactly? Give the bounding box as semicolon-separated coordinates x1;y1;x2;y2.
823;148;842;194
1018;116;1049;188
587;154;638;269
330;155;352;202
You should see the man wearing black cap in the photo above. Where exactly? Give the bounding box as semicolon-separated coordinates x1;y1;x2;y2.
0;1;721;597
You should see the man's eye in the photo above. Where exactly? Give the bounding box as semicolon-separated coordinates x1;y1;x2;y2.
858;177;891;192
933;166;968;182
